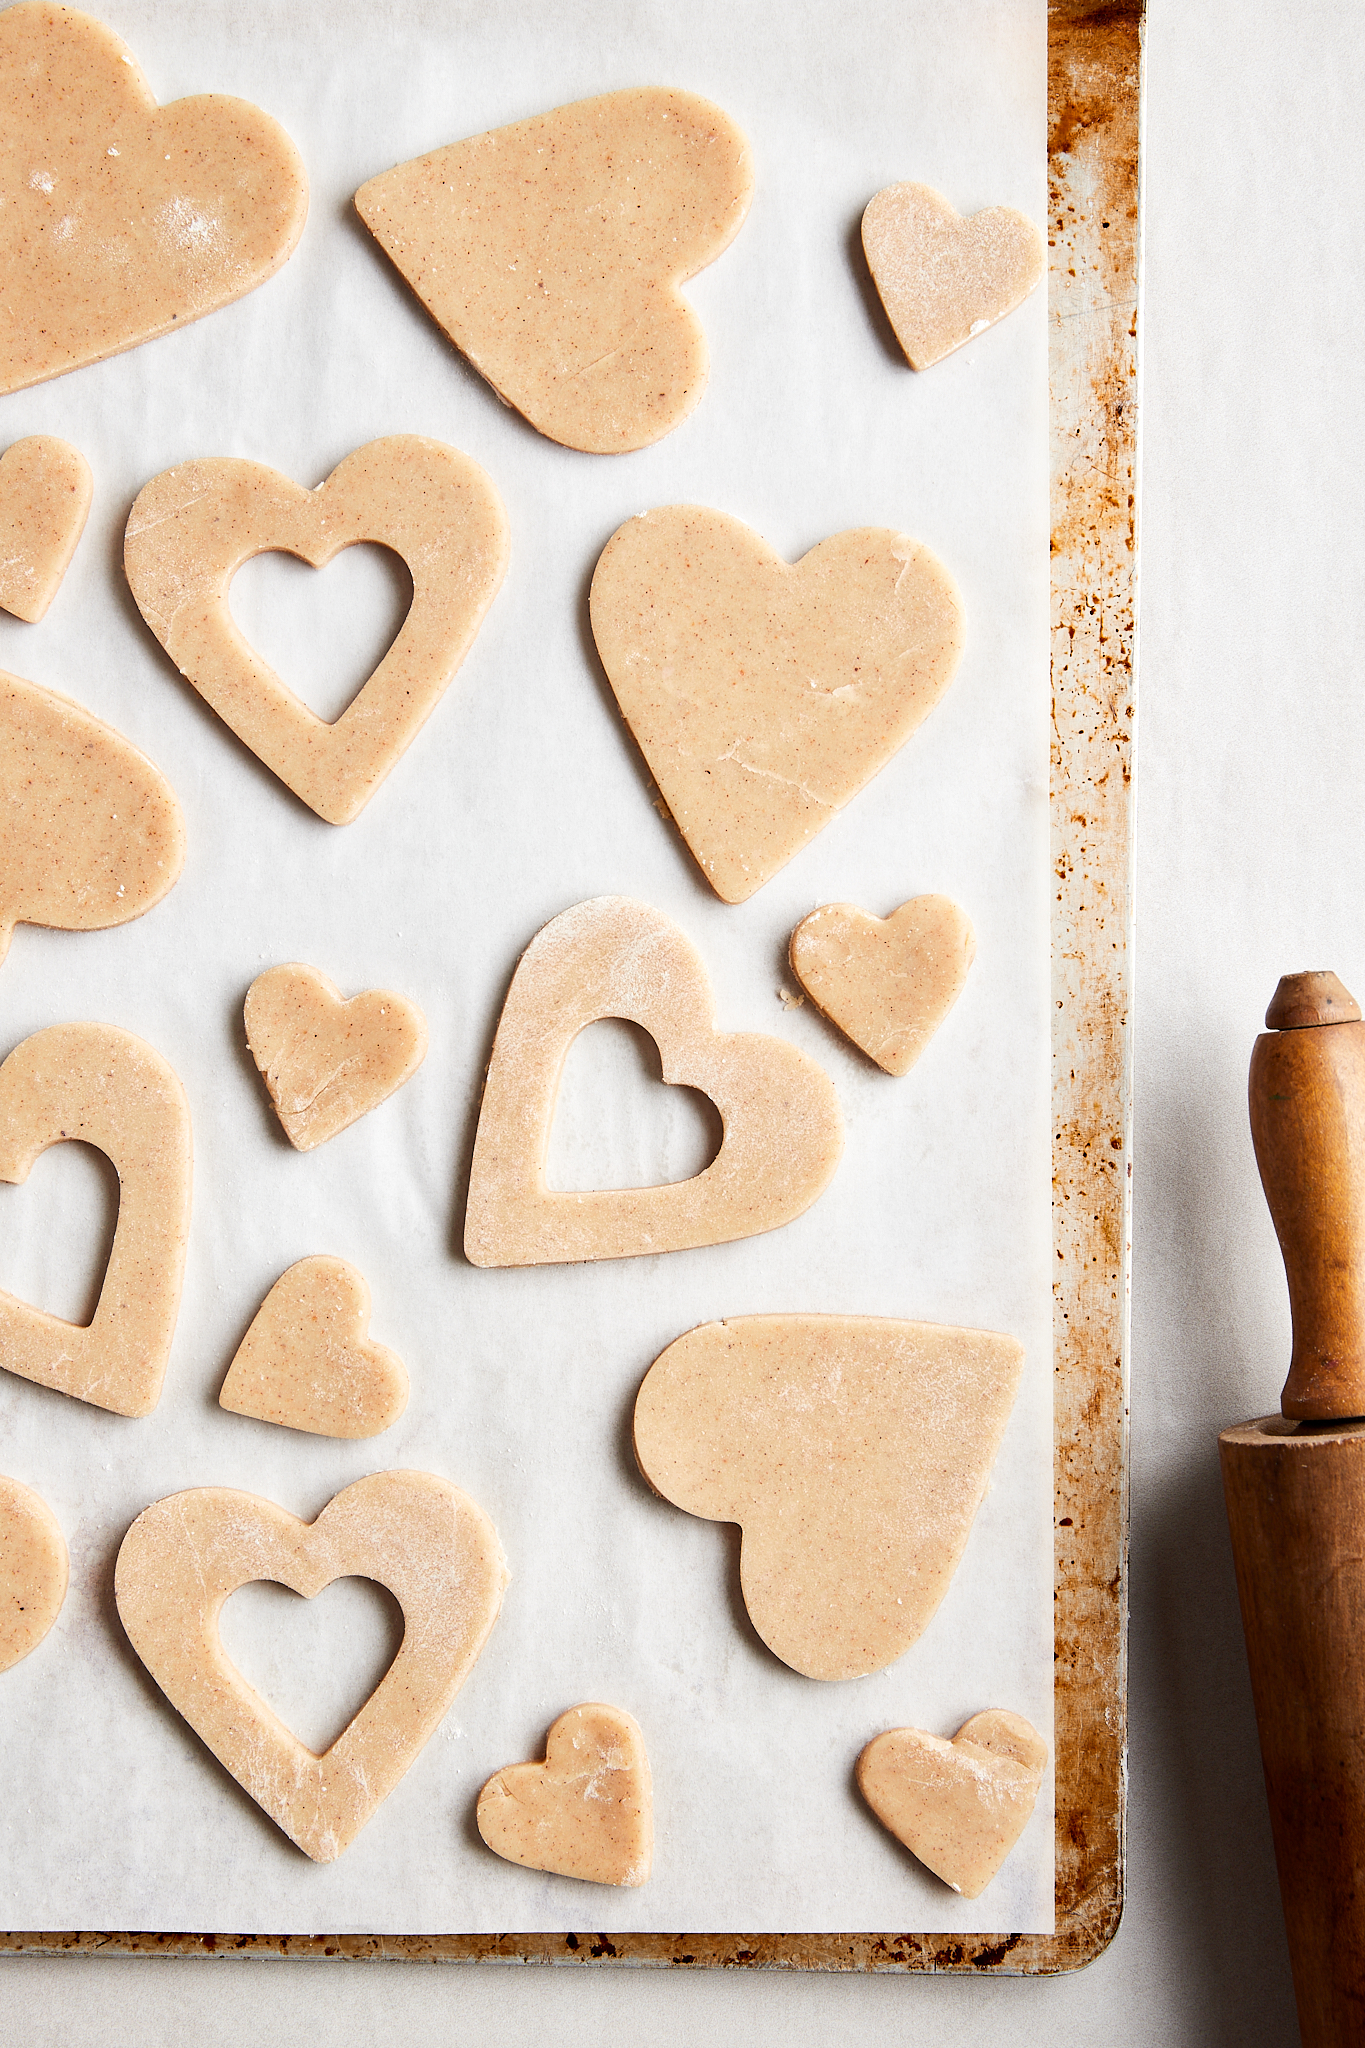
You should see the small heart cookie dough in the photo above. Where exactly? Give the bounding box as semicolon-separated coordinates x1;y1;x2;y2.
856;1709;1048;1899
355;88;753;455
477;1704;652;1887
861;182;1044;371
244;963;428;1151
0;1475;68;1674
115;1471;508;1862
590;508;963;902
464;897;843;1267
0;438;92;621
0;2;307;395
219;1256;409;1440
789;896;975;1075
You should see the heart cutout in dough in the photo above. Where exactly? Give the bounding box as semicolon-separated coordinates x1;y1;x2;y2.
244;963;427;1151
124;436;509;824
477;1703;653;1887
856;1709;1048;1899
590;508;964;902
633;1315;1024;1680
115;1471;508;1862
0;438;92;621
0;2;307;395
0;671;185;968
355;89;753;455
861;182;1044;371
0;1022;192;1416
219;1256;409;1440
789;895;976;1075
464;897;843;1267
0;1475;68;1673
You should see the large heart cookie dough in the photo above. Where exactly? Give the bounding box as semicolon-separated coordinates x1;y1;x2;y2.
0;671;184;968
355;89;753;455
0;1475;68;1673
789;895;976;1075
219;1256;409;1440
464;897;843;1267
589;508;964;902
0;2;307;394
124;436;509;824
857;1709;1048;1899
244;963;427;1151
115;1471;507;1862
478;1703;653;1887
633;1315;1023;1680
861;182;1044;371
0;437;92;621
0;1022;192;1417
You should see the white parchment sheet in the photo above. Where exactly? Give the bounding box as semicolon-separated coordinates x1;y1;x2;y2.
0;0;1050;1935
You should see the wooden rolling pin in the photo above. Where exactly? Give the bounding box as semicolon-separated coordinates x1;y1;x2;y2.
1222;970;1365;2047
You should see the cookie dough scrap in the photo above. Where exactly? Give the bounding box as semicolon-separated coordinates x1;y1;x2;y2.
478;1704;653;1887
789;895;976;1076
355;88;753;455
589;508;963;902
0;437;92;621
0;2;307;395
124;436;509;825
115;1471;508;1862
464;897;843;1268
861;182;1044;371
220;1256;409;1440
244;963;427;1151
0;1022;192;1417
857;1709;1048;1899
0;1475;68;1673
0;670;185;967
633;1315;1024;1680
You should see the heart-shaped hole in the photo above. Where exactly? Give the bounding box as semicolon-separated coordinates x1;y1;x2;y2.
228;542;414;726
218;1575;405;1756
0;1141;119;1325
545;1017;722;1192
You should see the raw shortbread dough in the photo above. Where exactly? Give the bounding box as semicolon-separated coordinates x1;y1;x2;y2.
0;2;307;395
124;436;509;825
0;436;92;621
219;1255;409;1439
861;182;1044;371
856;1709;1048;1899
464;897;843;1267
243;963;428;1151
477;1703;653;1887
789;895;976;1076
0;1022;192;1417
633;1315;1024;1680
115;1470;508;1863
589;508;964;902
355;89;753;456
0;670;184;966
0;1475;68;1673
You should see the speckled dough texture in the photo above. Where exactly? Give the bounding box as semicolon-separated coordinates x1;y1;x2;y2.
0;1475;68;1673
123;435;509;824
633;1315;1024;1680
355;88;753;455
477;1703;653;1887
464;896;844;1267
244;963;428;1151
0;1;307;394
114;1471;508;1862
856;1708;1048;1899
789;895;976;1075
589;507;964;902
861;181;1044;371
219;1255;409;1439
0;436;91;621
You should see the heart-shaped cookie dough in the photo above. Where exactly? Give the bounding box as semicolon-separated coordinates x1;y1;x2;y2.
477;1703;653;1887
633;1315;1023;1680
115;1470;507;1862
124;436;509;824
244;963;427;1151
464;897;843;1267
789;895;976;1075
861;182;1044;371
0;437;92;621
589;508;964;902
0;1475;68;1673
0;671;185;968
354;88;753;455
219;1256;409;1440
0;2;306;395
856;1709;1048;1899
0;1022;192;1416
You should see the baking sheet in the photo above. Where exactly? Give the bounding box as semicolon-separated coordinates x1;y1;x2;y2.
0;0;1051;1937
